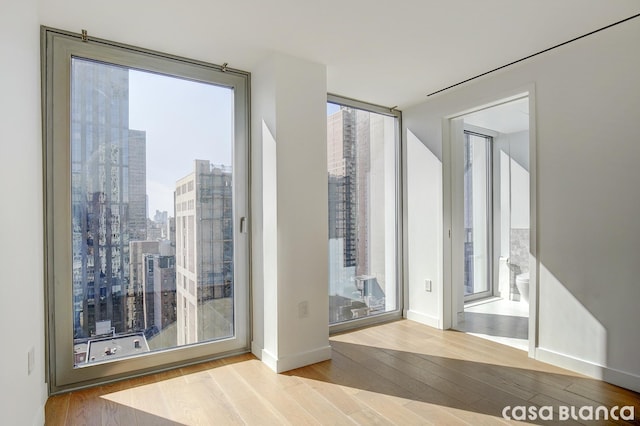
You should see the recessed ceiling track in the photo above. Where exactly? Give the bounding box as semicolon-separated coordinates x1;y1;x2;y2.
427;12;640;97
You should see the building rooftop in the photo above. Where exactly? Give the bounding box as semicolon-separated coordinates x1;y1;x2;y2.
85;333;150;365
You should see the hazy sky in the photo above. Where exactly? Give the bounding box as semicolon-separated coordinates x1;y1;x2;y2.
129;77;338;219
327;102;340;115
128;70;233;217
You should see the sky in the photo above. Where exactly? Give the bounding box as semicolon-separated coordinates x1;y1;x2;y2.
129;75;337;219
327;102;340;115
128;70;233;217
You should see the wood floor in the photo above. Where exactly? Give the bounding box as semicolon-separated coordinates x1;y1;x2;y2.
45;320;640;425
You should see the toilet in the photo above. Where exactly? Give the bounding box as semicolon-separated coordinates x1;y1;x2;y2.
515;272;530;303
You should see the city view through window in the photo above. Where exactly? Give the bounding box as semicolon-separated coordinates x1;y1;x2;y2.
327;102;398;324
70;58;235;367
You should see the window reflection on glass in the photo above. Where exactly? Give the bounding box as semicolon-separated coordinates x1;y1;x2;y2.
327;102;397;324
70;58;234;367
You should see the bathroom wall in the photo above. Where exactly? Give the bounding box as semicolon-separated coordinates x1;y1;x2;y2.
500;130;530;300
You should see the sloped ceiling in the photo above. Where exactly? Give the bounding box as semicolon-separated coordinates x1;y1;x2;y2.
39;0;640;109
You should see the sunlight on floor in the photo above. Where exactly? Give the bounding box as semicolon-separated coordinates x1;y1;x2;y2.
98;356;513;425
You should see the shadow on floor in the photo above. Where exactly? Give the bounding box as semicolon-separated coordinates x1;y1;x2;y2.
458;312;529;340
287;340;640;425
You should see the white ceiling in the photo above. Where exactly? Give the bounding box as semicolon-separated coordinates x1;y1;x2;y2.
38;0;640;109
464;97;529;134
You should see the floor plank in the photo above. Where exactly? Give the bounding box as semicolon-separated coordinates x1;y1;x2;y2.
45;319;640;425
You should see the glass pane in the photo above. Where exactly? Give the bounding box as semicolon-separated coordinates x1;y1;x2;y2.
327;103;397;324
463;133;490;296
71;57;234;367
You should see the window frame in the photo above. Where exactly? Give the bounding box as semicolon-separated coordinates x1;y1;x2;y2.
42;27;251;394
326;94;404;334
462;129;495;302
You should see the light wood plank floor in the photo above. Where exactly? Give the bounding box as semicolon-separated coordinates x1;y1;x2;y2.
46;320;640;425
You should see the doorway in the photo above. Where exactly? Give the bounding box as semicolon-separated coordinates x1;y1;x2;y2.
449;96;532;351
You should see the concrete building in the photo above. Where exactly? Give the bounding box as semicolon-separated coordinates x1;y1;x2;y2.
147;210;170;241
175;160;233;345
149;252;177;331
85;333;150;364
128;240;176;340
127;241;160;332
70;59;147;338
128;130;148;241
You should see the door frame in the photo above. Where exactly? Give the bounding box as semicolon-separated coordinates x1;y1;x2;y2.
442;88;538;357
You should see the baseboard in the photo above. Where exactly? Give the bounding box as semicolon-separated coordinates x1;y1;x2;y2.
406;309;441;329
32;407;44;426
251;341;263;361
603;366;640;394
261;345;332;373
34;381;47;426
536;347;640;393
260;348;279;372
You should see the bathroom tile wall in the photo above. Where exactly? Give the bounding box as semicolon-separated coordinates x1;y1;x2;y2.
510;228;529;300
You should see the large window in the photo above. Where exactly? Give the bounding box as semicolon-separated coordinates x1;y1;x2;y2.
43;28;249;393
327;96;401;326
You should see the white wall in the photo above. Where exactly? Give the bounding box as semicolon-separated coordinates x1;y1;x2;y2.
0;0;47;424
405;130;443;327
502;130;530;230
404;17;640;391
251;53;331;373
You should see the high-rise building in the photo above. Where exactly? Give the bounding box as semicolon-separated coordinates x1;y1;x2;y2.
148;210;169;241
175;160;233;345
71;58;147;338
147;249;177;332
327;106;393;322
128;241;160;331
327;107;357;268
128;130;148;241
153;210;169;225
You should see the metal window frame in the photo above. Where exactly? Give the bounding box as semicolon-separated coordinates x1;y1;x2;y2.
41;26;251;394
462;130;494;303
326;94;404;334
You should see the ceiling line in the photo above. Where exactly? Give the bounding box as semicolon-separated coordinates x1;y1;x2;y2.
426;12;640;98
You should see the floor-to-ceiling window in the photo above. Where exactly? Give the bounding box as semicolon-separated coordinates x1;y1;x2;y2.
463;131;493;301
326;95;402;327
43;28;250;393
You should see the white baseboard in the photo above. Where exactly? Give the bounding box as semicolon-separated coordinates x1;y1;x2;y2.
260;345;332;374
34;381;47;426
536;347;640;393
406;309;441;329
603;366;640;394
251;341;263;360
32;407;44;426
260;348;279;372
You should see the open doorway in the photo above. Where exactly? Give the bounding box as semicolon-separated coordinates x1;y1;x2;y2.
451;96;531;351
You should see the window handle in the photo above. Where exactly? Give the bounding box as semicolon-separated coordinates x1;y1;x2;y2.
240;217;247;234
